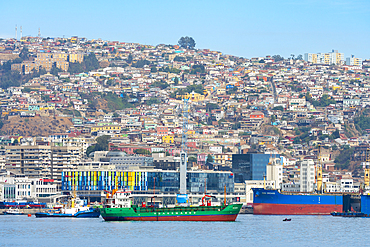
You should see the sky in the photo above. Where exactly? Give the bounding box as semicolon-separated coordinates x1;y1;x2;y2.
1;0;370;59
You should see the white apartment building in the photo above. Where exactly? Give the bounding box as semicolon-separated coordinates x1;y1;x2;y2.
266;157;283;189
299;159;315;192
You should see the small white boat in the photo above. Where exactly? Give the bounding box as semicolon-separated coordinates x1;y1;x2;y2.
4;208;24;215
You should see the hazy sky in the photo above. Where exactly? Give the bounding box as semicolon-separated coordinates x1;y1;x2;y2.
1;0;369;59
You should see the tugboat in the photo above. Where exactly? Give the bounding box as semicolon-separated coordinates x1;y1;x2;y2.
100;190;242;222
35;197;100;218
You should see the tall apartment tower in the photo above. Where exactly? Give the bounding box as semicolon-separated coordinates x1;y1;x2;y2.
299;159;316;192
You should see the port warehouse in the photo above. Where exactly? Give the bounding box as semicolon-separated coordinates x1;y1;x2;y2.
61;169;238;204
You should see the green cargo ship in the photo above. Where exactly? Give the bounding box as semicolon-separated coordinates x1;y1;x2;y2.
100;191;242;222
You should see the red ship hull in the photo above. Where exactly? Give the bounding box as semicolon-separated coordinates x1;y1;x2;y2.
253;203;343;215
103;214;238;221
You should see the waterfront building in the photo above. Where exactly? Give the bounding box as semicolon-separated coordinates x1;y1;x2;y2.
244;180;276;204
0;176;57;201
51;146;81;188
5;145;81;188
61;169;234;202
232;153;280;183
5;145;52;178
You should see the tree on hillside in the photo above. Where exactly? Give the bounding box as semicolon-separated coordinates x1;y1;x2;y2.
206;103;219;112
207;154;214;163
86;135;111;156
134;149;151;155
127;54;133;64
19;47;30;60
272;55;284;62
50;63;63;76
178;36;196;49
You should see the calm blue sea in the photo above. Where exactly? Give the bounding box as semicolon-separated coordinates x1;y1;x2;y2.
0;214;367;247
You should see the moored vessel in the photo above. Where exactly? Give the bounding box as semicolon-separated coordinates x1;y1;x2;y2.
35;197;100;218
4;208;24;215
253;188;344;215
100;190;242;221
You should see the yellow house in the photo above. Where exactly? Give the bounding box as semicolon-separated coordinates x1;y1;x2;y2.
162;135;174;143
178;91;205;102
70;37;78;43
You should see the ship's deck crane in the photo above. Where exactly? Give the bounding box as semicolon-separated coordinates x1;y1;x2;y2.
364;148;370;188
317;144;323;193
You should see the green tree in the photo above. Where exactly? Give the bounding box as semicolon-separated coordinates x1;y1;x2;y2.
178;36;196;49
127;54;133;63
206;103;219;112
188;156;197;163
190;64;205;74
330;130;340;139
134;149;151;155
50;63;63;76
272;55;284;62
95;135;111;151
86;135;111;156
132;59;150;68
206;154;214;163
19;47;29;60
272;106;284;111
150;80;169;89
174;77;179;85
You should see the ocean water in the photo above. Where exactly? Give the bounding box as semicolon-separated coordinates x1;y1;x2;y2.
0;214;367;247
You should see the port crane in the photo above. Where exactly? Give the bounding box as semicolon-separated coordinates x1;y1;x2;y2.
317;144;323;193
364;148;370;188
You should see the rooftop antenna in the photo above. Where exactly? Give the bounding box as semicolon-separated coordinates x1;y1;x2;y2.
38;28;41;38
20;26;22;39
15;25;17;40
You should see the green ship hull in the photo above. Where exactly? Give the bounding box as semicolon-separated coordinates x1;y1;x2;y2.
100;204;243;221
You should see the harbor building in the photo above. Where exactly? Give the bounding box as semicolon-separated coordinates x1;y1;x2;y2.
61;169;235;204
0;176;57;202
232;153;280;183
244;180;276;204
